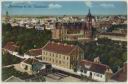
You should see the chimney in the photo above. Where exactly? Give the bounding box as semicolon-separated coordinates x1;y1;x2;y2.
105;68;113;82
57;42;60;45
51;41;54;44
64;43;67;46
94;56;101;64
70;44;73;47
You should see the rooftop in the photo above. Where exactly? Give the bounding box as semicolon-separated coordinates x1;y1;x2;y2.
100;32;126;37
111;63;127;82
23;58;39;64
4;42;19;52
4;76;24;82
42;41;78;55
80;60;111;74
26;48;42;56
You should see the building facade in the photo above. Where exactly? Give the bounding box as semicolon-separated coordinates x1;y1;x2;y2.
17;58;51;75
77;58;113;82
52;9;95;41
97;32;127;42
42;41;84;69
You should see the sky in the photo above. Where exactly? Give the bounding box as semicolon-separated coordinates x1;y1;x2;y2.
2;1;127;16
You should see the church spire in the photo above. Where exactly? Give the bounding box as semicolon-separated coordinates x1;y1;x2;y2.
87;8;91;17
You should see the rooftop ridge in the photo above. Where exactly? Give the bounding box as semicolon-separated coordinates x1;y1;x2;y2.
81;59;109;68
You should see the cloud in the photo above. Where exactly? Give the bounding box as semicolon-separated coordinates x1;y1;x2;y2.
11;1;32;4
84;1;93;8
100;3;115;8
48;3;62;9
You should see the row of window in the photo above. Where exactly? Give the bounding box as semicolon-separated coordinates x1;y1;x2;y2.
94;73;102;78
80;69;102;78
43;57;69;65
43;51;69;60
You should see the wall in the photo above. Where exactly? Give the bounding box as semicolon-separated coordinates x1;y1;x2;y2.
42;50;70;69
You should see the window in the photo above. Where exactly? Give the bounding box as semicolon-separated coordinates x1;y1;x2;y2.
43;57;45;60
80;69;83;72
24;65;28;70
100;75;102;78
56;60;58;63
67;57;68;60
63;56;65;59
59;61;61;64
84;70;87;73
96;74;99;77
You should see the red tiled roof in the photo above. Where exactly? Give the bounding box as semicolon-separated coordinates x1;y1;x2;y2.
4;42;19;52
112;63;127;82
80;60;110;74
42;41;77;55
100;32;126;37
23;58;39;64
27;48;42;56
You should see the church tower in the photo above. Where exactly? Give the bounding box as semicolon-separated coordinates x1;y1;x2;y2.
51;22;63;40
5;11;10;23
85;9;93;38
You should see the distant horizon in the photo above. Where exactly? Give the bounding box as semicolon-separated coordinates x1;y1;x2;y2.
2;14;127;17
2;1;127;16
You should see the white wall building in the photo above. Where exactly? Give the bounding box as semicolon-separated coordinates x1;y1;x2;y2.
77;59;113;82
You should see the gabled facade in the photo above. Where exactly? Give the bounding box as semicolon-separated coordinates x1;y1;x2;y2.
19;58;51;75
3;42;19;55
52;9;95;41
77;59;113;81
42;41;84;69
24;48;42;59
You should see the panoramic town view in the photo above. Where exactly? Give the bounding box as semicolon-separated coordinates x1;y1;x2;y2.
1;1;127;82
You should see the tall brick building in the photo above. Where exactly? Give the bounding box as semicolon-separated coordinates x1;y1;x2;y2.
52;9;95;41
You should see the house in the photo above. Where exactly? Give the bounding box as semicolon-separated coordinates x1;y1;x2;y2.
42;41;84;69
19;58;52;75
3;42;19;55
35;24;45;30
4;75;24;82
111;63;127;82
24;48;42;59
77;57;113;82
97;32;127;42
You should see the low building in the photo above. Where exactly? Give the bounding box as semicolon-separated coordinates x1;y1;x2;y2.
24;48;42;59
4;76;24;82
35;24;45;30
19;58;52;75
42;41;84;69
77;57;113;82
111;63;127;82
3;42;19;55
97;32;127;42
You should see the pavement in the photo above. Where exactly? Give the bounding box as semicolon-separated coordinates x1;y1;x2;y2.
45;75;85;82
45;71;86;82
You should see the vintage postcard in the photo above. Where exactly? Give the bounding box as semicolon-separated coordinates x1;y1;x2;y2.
1;0;127;82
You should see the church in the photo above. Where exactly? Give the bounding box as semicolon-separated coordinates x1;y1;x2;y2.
52;9;96;41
